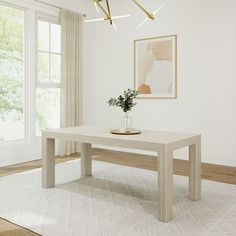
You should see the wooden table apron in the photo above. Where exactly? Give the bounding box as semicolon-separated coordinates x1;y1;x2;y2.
42;127;201;222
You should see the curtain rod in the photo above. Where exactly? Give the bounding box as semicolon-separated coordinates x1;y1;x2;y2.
34;0;61;9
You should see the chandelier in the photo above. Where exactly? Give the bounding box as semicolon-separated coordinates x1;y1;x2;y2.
84;0;164;30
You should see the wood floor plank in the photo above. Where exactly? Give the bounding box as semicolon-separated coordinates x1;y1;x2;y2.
0;218;41;236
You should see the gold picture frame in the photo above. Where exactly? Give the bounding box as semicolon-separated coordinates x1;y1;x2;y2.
134;35;177;99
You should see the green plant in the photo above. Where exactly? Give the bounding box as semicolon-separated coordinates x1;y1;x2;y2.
108;89;139;112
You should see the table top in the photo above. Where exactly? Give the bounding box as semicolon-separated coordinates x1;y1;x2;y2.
44;126;200;151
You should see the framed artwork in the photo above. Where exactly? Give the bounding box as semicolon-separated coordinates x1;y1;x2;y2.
134;35;177;99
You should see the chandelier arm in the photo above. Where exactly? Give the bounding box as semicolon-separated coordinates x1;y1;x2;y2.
153;4;165;15
92;0;99;13
84;18;105;23
96;1;110;19
105;0;113;25
132;0;153;19
112;21;117;31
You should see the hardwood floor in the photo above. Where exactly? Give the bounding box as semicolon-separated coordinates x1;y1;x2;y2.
0;148;236;184
93;149;236;185
0;218;40;236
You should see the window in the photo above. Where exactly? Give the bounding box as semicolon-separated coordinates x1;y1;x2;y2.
36;18;61;136
0;4;25;141
0;0;60;165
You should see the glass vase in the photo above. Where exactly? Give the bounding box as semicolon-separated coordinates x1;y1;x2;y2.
121;112;133;133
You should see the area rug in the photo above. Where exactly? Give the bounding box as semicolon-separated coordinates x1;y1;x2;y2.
0;217;41;236
0;160;235;236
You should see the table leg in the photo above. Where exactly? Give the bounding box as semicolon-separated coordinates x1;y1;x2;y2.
158;145;173;222
189;138;201;200
81;143;92;177
42;137;55;188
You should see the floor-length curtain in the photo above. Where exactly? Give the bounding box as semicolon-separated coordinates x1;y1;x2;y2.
60;9;81;155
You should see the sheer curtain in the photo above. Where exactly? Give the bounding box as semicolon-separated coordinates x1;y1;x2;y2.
60;9;81;155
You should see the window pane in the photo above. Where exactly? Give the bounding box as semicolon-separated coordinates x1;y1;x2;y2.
38;52;49;82
38;20;49;51
51;23;61;53
51;54;61;82
0;5;24;141
36;88;60;136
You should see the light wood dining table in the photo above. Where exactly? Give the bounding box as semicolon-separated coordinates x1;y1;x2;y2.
42;126;201;222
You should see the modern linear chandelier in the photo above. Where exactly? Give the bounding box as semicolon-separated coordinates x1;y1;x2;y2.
84;0;164;30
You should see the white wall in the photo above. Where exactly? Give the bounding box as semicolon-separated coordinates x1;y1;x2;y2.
92;0;236;166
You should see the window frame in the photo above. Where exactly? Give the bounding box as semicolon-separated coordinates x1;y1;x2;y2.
36;13;61;89
35;13;61;136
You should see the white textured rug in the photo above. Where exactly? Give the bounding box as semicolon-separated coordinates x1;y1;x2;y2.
0;160;236;236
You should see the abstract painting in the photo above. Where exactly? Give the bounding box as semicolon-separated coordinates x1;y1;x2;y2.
134;35;177;98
